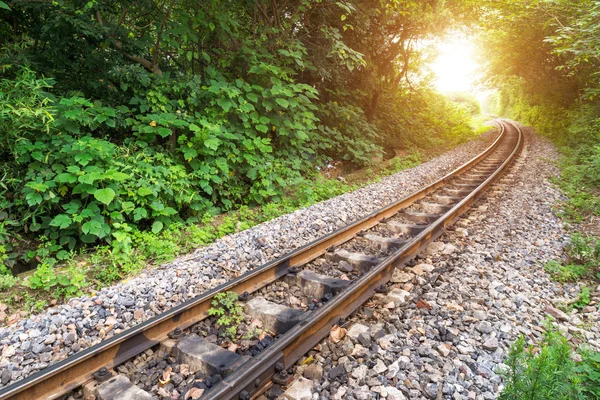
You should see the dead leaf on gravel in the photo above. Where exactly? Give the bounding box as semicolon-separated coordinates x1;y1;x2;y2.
185;387;205;399
180;364;190;377
329;325;346;343
258;330;268;341
339;274;350;280
227;342;240;352
416;299;431;310
159;366;172;385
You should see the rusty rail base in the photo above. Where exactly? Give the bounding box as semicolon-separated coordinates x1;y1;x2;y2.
0;122;508;400
204;120;523;400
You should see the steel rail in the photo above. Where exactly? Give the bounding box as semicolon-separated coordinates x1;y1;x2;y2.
0;120;511;400
204;120;523;399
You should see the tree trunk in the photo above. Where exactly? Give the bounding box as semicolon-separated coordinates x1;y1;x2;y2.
365;90;380;122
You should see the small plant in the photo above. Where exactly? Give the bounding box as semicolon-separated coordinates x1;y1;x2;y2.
576;348;600;398
25;244;87;298
545;234;600;283
499;322;600;400
544;260;589;282
567;233;598;264
208;291;244;341
573;286;592;310
243;326;265;340
499;328;584;400
0;274;17;291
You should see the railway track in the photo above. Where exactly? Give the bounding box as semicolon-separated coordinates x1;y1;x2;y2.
0;119;523;400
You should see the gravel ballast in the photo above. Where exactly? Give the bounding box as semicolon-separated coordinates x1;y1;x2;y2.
293;126;599;400
0;129;500;388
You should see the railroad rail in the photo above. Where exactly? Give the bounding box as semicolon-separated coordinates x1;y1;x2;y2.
0;119;523;400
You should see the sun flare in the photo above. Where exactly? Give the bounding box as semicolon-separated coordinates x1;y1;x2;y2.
430;37;479;94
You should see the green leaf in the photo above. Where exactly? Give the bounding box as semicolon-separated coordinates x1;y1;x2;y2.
55;173;77;183
217;98;234;112
50;214;72;229
56;250;71;261
137;187;154;196
94;188;116;205
133;208;148;221
204;137;221;150
152;220;164;234
0;1;10;10
256;125;269;133
121;201;135;213
209;22;216;31
296;131;309;140
240;103;255;113
276;98;289;109
75;153;94;166
103;170;130;182
157;127;172;138
82;220;102;236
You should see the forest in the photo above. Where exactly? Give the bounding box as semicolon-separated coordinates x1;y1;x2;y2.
0;0;599;312
0;0;481;290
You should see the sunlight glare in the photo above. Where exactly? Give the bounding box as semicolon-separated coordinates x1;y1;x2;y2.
430;37;479;93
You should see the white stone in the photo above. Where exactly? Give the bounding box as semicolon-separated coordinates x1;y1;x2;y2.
283;377;314;400
385;386;407;400
352;365;368;380
373;359;388;374
347;324;370;341
411;263;434;276
386;289;410;306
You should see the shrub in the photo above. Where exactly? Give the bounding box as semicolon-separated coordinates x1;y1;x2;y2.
499;327;594;400
0;274;17;291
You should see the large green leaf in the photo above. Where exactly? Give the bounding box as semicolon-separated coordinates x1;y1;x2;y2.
137;187;154;196
50;214;72;229
94;188;116;205
276;98;289;108
152;220;164;234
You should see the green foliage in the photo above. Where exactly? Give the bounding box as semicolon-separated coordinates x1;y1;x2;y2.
567;233;600;265
573;286;592;310
478;0;600;227
544;261;589;282
0;274;17;291
545;233;599;283
208;292;244;341
575;349;600;398
499;326;593;400
0;0;481;295
447;92;481;115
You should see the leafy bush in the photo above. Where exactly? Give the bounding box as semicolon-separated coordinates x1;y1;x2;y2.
544;260;589;282
545;234;599;283
0;0;480;297
573;286;592;310
499;327;599;400
0;274;17;291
